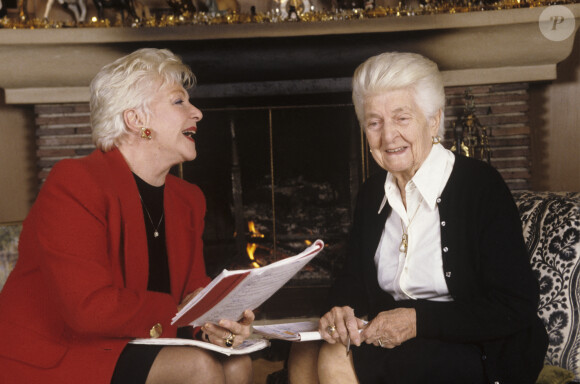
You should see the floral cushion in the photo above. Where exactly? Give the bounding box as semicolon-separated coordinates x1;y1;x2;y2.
0;223;21;291
513;192;580;380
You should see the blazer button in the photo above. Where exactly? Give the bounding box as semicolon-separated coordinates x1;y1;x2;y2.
150;323;163;338
441;221;446;227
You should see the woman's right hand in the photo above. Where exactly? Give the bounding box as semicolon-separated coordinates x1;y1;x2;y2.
319;306;366;347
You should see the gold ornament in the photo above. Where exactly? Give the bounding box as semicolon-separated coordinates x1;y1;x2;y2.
451;89;491;163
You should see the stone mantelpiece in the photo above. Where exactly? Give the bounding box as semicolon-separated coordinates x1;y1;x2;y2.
1;4;580;104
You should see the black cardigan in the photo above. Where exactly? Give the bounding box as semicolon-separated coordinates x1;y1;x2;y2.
329;154;548;383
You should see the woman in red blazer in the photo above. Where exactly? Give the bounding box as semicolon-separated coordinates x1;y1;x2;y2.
0;48;254;384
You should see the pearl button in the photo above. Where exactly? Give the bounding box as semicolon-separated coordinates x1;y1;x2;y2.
436;197;442;203
441;221;446;226
443;247;449;252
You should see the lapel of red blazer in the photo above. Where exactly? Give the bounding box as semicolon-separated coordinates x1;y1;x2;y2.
101;149;150;290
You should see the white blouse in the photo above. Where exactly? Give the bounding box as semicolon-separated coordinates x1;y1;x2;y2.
375;144;456;302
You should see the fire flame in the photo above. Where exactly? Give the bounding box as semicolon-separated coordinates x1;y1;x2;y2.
246;243;260;268
248;221;264;239
246;221;264;268
245;221;316;268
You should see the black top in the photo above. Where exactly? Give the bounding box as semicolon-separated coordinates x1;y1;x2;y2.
133;173;171;294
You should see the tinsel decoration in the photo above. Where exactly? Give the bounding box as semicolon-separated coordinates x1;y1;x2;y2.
451;89;492;163
0;0;577;28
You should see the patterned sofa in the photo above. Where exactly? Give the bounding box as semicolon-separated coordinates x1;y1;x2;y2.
0;222;19;292
1;191;579;383
513;191;580;383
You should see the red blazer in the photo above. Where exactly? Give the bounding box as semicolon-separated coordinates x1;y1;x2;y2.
0;149;211;383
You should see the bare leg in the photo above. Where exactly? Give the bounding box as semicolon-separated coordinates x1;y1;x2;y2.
318;342;358;384
221;354;253;384
145;346;228;384
288;341;321;384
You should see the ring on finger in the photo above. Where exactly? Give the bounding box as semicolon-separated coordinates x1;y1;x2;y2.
224;332;235;347
327;325;337;335
378;338;384;347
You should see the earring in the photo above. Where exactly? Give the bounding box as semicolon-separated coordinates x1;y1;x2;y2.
432;136;441;144
141;127;152;140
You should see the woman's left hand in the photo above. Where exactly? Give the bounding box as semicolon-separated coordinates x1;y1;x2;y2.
200;309;255;348
360;308;417;349
177;288;204;312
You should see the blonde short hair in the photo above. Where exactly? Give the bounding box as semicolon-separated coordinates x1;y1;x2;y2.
352;52;445;137
90;48;196;151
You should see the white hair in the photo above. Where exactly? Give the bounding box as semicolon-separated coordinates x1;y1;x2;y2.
352;52;446;137
90;48;196;151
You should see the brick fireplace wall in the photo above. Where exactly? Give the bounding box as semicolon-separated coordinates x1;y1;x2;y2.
444;83;531;190
34;82;532;190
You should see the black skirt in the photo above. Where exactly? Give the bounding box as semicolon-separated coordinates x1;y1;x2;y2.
110;344;164;384
351;338;487;384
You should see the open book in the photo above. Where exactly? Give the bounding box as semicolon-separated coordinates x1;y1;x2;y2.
253;321;321;342
172;239;325;328
129;337;269;356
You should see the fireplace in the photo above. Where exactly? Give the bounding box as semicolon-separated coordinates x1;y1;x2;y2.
28;92;560;318
3;4;580;318
184;95;358;275
32;82;537;318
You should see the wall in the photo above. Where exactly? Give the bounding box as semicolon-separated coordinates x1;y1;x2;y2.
530;29;580;192
31;83;532;192
0;102;37;223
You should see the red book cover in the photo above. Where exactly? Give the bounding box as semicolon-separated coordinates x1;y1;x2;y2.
173;271;251;327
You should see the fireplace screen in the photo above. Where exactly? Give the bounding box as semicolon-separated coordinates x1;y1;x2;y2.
180;100;371;292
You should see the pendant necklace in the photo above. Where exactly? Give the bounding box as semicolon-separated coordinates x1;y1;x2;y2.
399;197;423;255
139;194;164;238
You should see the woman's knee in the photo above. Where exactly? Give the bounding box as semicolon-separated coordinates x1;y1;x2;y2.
146;346;226;384
288;341;321;384
221;355;253;384
318;343;358;384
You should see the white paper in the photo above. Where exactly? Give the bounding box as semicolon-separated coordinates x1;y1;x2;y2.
253;321;322;341
253;320;369;342
172;239;325;327
129;337;269;356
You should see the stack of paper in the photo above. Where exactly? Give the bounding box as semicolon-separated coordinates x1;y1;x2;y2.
172;240;325;328
253;321;322;342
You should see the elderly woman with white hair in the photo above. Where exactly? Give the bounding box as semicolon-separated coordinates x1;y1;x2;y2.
288;52;548;383
0;48;254;384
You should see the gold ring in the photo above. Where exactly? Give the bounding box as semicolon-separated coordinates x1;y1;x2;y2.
378;338;384;347
327;325;336;335
224;332;235;347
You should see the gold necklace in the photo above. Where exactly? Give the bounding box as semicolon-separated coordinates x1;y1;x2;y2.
399;197;423;255
139;194;164;238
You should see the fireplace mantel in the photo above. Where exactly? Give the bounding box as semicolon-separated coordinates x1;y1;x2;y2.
1;4;579;104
